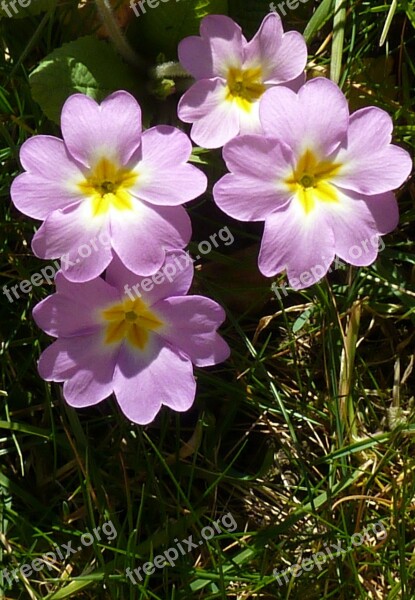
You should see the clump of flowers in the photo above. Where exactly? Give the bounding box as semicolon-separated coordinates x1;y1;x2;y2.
9;11;413;426
213;78;412;288
33;253;230;424
11;91;207;282
11;91;229;424
177;13;307;148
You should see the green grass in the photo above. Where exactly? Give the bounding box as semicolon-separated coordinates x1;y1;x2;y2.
1;0;415;598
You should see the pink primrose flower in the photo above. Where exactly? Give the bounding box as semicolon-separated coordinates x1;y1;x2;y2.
177;13;307;149
213;78;412;288
11;91;207;282
33;252;230;424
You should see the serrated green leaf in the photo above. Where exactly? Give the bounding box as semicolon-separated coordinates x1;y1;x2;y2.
29;35;143;123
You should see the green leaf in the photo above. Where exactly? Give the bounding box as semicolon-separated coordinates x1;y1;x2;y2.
292;307;314;334
303;0;335;43
29;35;143;123
406;5;415;30
128;0;228;59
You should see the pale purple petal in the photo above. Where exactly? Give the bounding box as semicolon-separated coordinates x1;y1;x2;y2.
245;12;283;66
333;107;412;194
113;342;196;424
245;14;307;83
60;91;142;168
178;78;228;122
138;126;193;166
155;296;230;367
348;106;394;149
132;127;207;206
259;202;335;287
363;191;399;234
238;100;263;135
199;15;245;76
38;339;77;381
33;273;119;337
260;78;349;156
38;333;116;408
213;136;293;220
214;173;291;221
189;98;240;149
334;145;411;195
105;251;194;306
110;203;192;276
178;35;216;79
62;344;116;407
179;16;245;80
31;203;113;282
263;31;307;83
321;189;380;266
283;72;306;92
11;136;84;219
222;134;293;177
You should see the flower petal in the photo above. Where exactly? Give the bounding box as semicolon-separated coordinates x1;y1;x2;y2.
31;203;113;282
60;91;142;168
38;334;116;410
335;145;411;195
322;188;380;266
363;191;399;235
258;201;335;288
263;31;307;83
244;12;284;68
155;296;230;366
110;202;192;276
132;126;207;205
179;15;245;79
189;97;241;149
113;342;196;424
213;136;293;221
10;136;84;220
333;107;412;194
260;78;349;156
245;14;307;83
178;35;216;79
33;272;119;337
105;251;195;306
178;78;228;122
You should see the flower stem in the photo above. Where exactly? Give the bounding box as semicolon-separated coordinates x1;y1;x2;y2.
94;0;144;70
339;299;362;441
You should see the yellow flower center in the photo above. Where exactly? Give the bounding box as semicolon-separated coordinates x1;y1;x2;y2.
226;67;266;112
79;157;138;218
101;298;163;350
285;149;342;214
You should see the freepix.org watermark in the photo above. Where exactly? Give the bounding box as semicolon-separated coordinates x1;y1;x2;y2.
130;0;182;18
273;520;387;586
271;234;385;300
1;520;117;588
2;226;234;304
2;231;112;304
269;0;312;17
123;226;234;300
1;0;31;17
125;512;237;585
